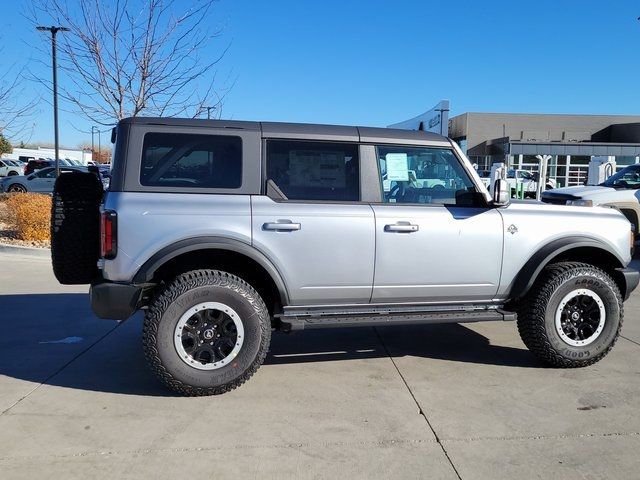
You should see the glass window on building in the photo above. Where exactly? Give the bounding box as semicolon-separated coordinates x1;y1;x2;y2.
569;155;590;165
615;156;638;166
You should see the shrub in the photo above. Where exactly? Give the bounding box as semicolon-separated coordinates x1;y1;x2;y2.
3;193;52;241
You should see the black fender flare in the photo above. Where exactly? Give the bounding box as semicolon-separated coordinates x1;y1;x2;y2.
132;236;290;305
508;236;625;300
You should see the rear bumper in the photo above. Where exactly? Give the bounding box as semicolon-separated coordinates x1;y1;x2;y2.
90;281;144;320
617;267;640;301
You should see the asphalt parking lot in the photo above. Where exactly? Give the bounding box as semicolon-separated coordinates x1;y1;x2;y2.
1;252;640;479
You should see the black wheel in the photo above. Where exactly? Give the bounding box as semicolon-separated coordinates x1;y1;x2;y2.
143;270;271;396
517;262;623;367
51;171;103;284
8;171;18;176
8;184;26;193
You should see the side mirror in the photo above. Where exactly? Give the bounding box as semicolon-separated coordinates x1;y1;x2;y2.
493;178;510;206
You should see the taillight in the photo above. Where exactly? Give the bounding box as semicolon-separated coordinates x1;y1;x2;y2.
101;210;117;259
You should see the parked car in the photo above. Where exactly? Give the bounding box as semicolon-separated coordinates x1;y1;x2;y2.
479;168;556;197
50;117;638;396
0;159;22;177
0;166;88;193
24;159;55;175
542;163;640;234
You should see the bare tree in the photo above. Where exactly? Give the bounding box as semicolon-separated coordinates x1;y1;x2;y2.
0;58;38;140
29;0;231;126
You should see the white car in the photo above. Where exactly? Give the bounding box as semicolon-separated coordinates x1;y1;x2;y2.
0;159;22;177
480;169;556;197
542;163;640;234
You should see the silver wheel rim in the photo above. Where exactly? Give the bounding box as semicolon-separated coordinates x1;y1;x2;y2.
174;302;244;370
554;289;606;347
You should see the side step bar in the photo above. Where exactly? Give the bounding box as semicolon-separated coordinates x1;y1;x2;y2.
279;309;517;331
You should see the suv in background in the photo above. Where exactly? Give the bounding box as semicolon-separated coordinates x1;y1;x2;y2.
50;117;639;396
0;159;22;177
542;163;640;235
24;159;54;175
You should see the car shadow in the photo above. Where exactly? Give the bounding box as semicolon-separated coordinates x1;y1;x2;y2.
0;293;541;398
266;323;540;368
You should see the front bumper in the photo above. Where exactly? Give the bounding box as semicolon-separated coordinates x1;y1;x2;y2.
617;267;640;301
90;281;145;320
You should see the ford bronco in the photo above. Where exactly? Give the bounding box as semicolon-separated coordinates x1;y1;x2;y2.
50;117;639;396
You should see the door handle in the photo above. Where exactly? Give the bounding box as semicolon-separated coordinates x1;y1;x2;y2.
263;222;301;232
384;223;419;233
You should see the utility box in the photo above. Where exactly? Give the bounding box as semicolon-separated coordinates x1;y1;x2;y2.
587;157;616;185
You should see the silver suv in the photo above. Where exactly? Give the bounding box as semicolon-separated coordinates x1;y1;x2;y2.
50;117;639;396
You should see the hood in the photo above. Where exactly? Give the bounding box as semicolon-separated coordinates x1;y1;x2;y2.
544;185;612;197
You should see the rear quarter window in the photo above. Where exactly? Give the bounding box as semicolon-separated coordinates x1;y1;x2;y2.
140;133;242;188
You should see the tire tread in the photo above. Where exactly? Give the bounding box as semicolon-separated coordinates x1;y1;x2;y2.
517;261;623;368
142;269;271;396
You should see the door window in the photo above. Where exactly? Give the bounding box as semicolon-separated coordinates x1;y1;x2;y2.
377;146;481;206
266;141;359;201
33;168;56;179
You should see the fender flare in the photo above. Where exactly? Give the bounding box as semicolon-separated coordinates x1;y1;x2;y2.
508;235;625;300
132;236;290;305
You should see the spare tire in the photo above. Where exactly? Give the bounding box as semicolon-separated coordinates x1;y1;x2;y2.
51;171;104;284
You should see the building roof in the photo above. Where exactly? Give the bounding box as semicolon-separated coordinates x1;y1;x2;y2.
449;112;640;157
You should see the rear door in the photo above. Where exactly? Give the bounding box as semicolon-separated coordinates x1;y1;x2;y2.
252;140;375;305
370;144;504;304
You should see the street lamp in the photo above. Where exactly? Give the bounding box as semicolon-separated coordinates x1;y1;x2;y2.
91;126;101;163
36;25;69;177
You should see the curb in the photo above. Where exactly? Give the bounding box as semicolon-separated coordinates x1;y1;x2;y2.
0;243;51;258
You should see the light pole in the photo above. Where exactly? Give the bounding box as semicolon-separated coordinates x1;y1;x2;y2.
206;106;214;119
91;126;96;157
36;25;69;177
91;126;101;163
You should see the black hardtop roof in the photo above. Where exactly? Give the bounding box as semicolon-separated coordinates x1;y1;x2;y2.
119;117;451;145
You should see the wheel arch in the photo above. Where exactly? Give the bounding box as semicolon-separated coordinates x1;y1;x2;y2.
508;236;627;301
619;208;639;234
133;237;290;310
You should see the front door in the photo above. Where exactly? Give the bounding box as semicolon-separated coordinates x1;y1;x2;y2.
252;140;375;305
371;144;503;304
28;168;56;192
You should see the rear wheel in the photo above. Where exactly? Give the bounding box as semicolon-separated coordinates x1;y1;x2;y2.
143;270;271;396
8;171;18;176
517;262;623;367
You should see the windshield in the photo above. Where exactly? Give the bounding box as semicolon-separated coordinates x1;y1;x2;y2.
601;164;640;188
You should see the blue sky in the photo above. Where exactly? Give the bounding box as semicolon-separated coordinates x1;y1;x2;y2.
1;0;639;147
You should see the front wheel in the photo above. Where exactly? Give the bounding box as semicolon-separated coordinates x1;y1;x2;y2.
143;270;271;396
517;262;623;367
8;184;26;193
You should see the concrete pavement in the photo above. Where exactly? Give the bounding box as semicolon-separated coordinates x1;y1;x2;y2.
1;252;639;479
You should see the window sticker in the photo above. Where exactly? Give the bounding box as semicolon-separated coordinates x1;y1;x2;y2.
289;150;346;188
385;153;409;181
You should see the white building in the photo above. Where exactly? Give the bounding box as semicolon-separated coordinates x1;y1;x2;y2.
1;147;93;165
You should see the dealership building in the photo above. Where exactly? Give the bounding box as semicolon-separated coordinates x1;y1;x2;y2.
447;113;640;187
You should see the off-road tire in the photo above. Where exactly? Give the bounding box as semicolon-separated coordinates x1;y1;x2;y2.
51;171;103;284
517;262;623;367
143;270;271;396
